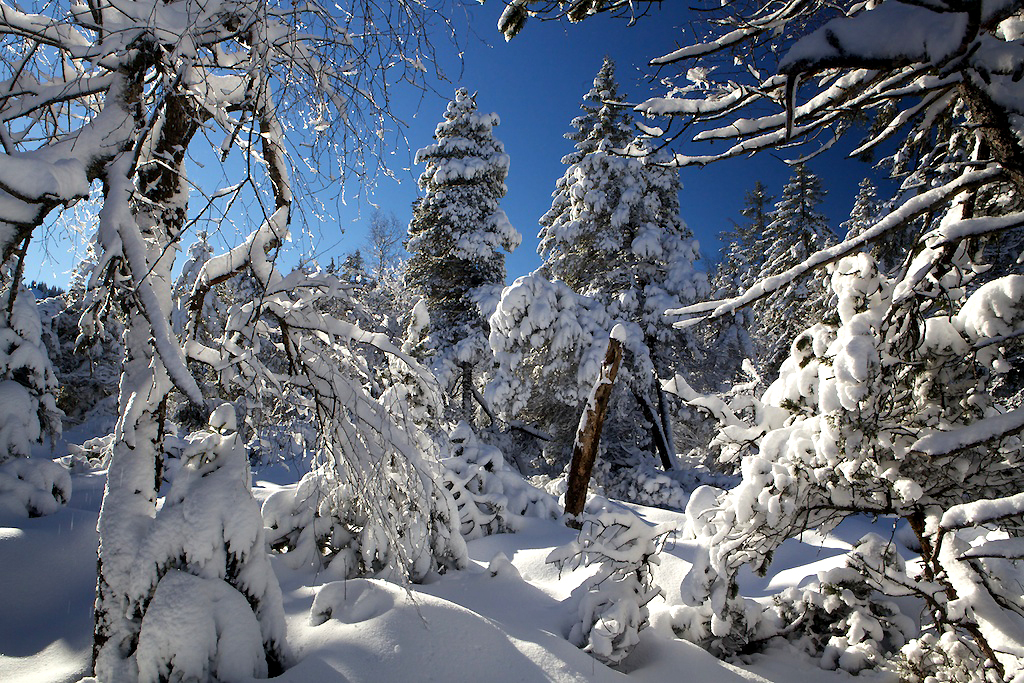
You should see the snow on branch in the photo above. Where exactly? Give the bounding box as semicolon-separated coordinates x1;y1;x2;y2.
669;166;1004;326
941;492;1024;532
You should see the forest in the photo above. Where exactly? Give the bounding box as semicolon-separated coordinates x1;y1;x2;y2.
4;0;1024;682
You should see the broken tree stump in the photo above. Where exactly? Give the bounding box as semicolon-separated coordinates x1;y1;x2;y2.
564;331;624;525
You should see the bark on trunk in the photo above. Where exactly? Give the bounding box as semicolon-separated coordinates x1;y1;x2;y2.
461;361;474;419
564;336;623;523
634;388;675;471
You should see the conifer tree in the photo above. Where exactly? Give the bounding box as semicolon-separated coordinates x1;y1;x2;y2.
842;178;881;242
709;181;773;387
536;57;708;469
841;178;912;275
405;88;521;419
750;164;838;377
715;181;774;297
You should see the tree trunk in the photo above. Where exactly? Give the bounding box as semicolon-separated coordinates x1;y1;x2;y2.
93;91;197;679
564;336;623;523
634;387;675;471
461;361;474;419
657;384;678;468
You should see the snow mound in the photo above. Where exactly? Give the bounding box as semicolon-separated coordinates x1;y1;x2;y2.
310;580;397;625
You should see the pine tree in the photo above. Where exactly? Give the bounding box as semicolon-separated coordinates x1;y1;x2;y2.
750;164;838;378
405;88;520;420
708;181;773;387
842;178;880;242
0;277;61;463
536;57;709;470
341;250;368;285
715;181;774;297
840;177;913;275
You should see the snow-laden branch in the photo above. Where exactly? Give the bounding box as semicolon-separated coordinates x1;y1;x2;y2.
99;155;204;406
669;166;1004;325
911;406;1024;459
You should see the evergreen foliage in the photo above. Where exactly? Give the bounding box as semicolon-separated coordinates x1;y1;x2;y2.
749;164;838;378
406;88;521;419
525;57;709;474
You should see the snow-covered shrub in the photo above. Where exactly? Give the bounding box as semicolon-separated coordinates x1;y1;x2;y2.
261;410;470;584
441;422;559;539
136;570;269;683
246;418;317;469
0;282;61;460
263;458;466;583
896;630;994;683
548;504;674;665
129;404;288;680
676;252;1024;679
0;457;71;517
185;254;468;585
766;534;915;674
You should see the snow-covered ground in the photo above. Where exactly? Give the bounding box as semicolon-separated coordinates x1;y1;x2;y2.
0;439;907;683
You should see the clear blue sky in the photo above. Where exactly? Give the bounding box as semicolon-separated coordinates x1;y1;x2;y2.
24;2;882;288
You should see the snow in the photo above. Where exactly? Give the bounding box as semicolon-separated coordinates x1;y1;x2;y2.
780;2;970;74
0;460;904;683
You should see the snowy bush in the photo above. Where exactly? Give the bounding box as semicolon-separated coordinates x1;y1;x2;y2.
593;460;735;512
263;449;468;583
548;504;674;665
136;570;269;683
0;457;71;517
441;422;559;539
676;252;1024;679
765;534;915;674
127;404;288;680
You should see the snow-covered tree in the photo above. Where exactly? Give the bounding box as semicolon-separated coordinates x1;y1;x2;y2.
842;179;882;242
709;181;772;387
506;0;1024;678
537;57;709;470
841;178;913;276
0;0;464;678
406;88;521;420
487;273;615;468
748;164;838;378
674;252;1024;679
715;181;774;298
0;279;61;463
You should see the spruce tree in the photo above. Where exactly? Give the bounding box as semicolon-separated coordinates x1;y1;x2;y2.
405;88;520;419
841;177;912;275
750;163;838;378
715;181;774;297
537;57;708;469
708;181;774;388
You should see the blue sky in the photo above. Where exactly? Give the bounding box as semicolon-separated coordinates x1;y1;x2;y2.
24;2;883;288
